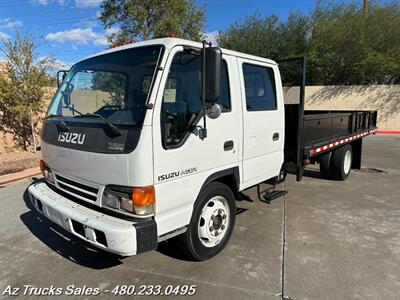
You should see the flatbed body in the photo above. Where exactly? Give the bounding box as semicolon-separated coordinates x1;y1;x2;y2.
303;110;377;157
281;57;377;180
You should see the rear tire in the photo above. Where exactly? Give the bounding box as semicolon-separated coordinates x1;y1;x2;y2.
319;151;333;179
277;164;287;183
179;182;236;261
331;145;353;180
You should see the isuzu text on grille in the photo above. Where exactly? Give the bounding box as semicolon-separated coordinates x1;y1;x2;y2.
58;132;85;145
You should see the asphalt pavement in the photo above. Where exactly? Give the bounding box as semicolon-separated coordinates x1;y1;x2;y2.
0;135;399;300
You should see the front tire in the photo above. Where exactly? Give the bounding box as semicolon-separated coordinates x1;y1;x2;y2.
180;182;236;261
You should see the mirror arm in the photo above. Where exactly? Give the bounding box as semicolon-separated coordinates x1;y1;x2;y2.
57;70;69;87
199;40;212;140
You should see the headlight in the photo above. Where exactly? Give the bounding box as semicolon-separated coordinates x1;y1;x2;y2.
44;169;55;184
102;185;155;217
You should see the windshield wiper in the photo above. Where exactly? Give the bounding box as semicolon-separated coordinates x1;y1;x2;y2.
45;114;70;131
74;113;122;136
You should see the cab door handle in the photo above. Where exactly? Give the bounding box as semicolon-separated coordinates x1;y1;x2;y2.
224;140;234;151
273;132;279;141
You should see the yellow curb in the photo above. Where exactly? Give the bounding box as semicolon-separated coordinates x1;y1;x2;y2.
0;167;41;186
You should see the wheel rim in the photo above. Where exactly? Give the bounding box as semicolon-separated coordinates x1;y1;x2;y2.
344;150;352;174
198;196;230;248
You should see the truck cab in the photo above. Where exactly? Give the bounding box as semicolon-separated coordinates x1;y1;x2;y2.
28;37;285;260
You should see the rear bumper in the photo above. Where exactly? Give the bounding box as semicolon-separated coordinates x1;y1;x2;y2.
28;182;157;256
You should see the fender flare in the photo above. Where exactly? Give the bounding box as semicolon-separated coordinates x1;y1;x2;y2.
199;167;240;195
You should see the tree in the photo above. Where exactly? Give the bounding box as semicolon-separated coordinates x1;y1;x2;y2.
362;2;400;84
218;12;284;60
92;71;126;105
0;32;54;150
218;11;310;61
218;1;400;85
280;12;310;59
99;0;205;45
307;2;366;85
308;1;400;85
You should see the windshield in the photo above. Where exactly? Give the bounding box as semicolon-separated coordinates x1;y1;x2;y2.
47;45;163;126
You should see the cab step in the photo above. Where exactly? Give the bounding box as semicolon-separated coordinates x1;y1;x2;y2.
257;183;287;204
261;190;287;204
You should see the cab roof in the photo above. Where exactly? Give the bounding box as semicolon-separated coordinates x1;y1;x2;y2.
79;37;278;66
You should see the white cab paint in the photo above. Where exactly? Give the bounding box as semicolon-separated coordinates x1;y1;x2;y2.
237;58;285;189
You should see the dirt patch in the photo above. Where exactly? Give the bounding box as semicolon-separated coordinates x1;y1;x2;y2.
353;167;388;174
0;151;41;176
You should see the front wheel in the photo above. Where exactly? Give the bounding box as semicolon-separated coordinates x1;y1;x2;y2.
180;182;236;261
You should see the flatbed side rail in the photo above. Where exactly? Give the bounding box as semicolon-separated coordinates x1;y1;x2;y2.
303;110;378;146
304;127;377;158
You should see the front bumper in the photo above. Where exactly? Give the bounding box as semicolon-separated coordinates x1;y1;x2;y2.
28;182;157;256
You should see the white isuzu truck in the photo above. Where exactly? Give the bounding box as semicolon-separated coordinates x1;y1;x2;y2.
28;38;377;260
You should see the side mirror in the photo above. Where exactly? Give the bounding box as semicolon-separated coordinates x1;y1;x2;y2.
57;70;68;87
201;47;222;104
206;103;222;119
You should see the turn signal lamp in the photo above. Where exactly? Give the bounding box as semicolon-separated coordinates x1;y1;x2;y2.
132;186;156;216
111;39;136;48
132;186;156;206
39;160;45;176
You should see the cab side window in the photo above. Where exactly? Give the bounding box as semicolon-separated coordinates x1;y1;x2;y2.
161;52;230;148
243;63;277;111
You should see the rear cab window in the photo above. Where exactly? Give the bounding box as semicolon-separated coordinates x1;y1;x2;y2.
242;63;277;111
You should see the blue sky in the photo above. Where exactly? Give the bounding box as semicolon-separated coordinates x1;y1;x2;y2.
0;0;369;68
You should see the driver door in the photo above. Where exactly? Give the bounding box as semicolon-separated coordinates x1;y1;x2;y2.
151;46;240;235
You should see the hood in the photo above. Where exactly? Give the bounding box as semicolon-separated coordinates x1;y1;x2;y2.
40;121;138;186
41;141;130;187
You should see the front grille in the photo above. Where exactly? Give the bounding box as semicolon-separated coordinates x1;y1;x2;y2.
56;175;98;193
58;182;98;201
55;174;98;202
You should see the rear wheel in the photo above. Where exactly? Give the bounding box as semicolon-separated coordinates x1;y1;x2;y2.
319;151;333;179
331;145;353;180
277;164;287;183
180;182;236;261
